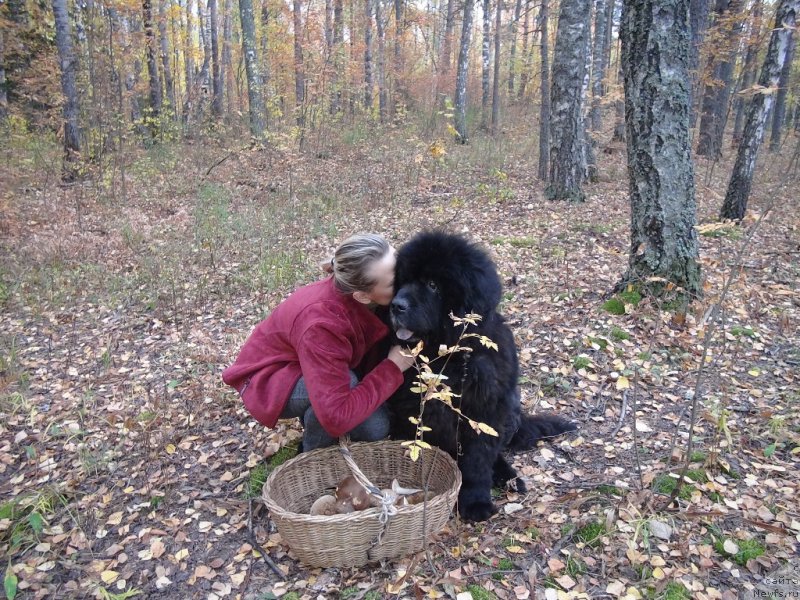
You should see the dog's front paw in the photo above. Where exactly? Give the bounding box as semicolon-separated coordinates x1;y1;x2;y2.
507;476;527;494
459;499;497;522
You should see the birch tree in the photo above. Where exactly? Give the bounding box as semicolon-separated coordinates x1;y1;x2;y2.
619;0;701;297
239;0;266;138
454;0;476;142
537;0;551;179
546;0;590;201
52;0;82;179
721;0;798;221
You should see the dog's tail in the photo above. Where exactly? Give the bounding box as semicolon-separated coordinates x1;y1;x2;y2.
508;414;577;451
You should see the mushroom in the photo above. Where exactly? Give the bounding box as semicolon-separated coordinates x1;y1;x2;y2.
309;494;338;516
335;475;372;512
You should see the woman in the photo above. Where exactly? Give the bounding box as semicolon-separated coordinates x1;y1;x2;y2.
222;233;415;451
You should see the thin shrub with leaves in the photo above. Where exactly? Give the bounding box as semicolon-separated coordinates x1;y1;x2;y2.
401;313;500;461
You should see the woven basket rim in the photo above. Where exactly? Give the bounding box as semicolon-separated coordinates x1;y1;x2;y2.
262;439;461;520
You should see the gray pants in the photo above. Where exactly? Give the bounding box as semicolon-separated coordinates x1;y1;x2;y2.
280;371;390;451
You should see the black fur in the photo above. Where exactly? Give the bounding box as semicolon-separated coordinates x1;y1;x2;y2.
388;231;576;521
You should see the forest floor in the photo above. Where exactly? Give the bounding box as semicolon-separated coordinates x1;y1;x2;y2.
0;119;798;600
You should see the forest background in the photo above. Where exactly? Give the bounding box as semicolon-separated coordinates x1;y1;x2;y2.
0;0;798;598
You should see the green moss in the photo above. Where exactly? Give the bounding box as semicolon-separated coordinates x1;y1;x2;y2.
713;538;765;566
566;556;586;577
652;474;692;500
661;582;691;600
268;443;300;468
619;289;643;306
245;463;269;499
602;298;626;315
588;336;609;350
525;527;540;540
467;585;497;600
493;557;515;580
684;469;708;483
573;356;592;370
610;326;631;341
689;451;707;462
597;485;623;497
575;522;604;547
730;325;757;338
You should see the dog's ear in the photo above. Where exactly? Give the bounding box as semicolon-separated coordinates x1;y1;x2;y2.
452;243;502;318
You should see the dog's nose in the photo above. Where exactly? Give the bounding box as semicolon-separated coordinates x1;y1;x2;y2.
391;297;408;315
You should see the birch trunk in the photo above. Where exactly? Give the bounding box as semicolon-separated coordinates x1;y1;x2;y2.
239;0;266;138
454;0;476;142
722;0;799;220
537;0;551;179
546;0;590;201
52;0;82;179
492;0;502;131
620;0;701;296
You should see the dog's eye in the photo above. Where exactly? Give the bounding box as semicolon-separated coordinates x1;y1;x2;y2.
427;281;439;292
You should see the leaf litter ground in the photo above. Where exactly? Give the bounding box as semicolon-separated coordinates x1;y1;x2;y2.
0;129;798;600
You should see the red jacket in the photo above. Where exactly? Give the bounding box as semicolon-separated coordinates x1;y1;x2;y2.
222;277;405;437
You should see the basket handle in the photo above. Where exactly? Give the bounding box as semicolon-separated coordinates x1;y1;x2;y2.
338;439;399;544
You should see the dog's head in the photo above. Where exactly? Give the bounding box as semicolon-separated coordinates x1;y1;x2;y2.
390;231;502;344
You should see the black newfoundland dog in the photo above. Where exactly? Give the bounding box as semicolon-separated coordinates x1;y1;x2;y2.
388;231;576;522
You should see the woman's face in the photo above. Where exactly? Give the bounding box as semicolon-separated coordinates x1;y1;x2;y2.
361;248;397;306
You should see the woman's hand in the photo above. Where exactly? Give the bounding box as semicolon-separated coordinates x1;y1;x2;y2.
388;345;416;372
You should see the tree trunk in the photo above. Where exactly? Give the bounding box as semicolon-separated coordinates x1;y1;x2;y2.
769;31;795;151
143;0;163;121
454;0;476;142
330;0;344;113
394;0;405;114
183;0;195;118
0;29;8;121
589;0;607;130
376;0;389;121
601;0;614;95
482;0;492;129
209;0;223;116
696;0;744;158
721;0;798;221
52;0;82;180
492;0;502;131
159;0;175;112
537;0;551;179
239;0;266;138
546;0;590;201
732;0;762;145
688;0;710;126
441;0;456;73
292;0;305;123
508;0;522;95
222;0;234;115
261;0;271;115
518;0;532;100
198;0;211;101
620;0;701;297
364;0;374;110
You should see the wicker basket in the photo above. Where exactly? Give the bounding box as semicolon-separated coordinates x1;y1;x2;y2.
262;440;461;568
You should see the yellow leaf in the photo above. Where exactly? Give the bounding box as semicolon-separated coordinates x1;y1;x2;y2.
476;422;499;436
748;367;761;377
506;545;526;554
174;548;189;561
616;376;630;390
652;567;665;580
100;570;119;584
165;443;176;454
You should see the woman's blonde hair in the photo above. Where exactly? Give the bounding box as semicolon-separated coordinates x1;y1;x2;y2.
321;233;391;294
